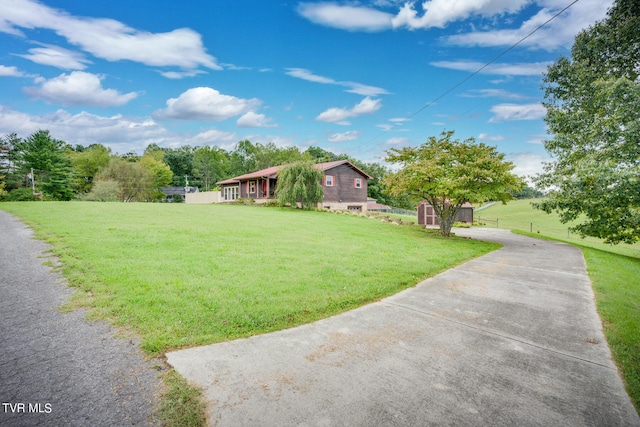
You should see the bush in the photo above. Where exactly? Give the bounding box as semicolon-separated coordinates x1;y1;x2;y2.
78;180;120;202
1;187;39;201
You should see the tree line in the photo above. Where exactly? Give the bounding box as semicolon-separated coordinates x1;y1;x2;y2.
0;131;411;208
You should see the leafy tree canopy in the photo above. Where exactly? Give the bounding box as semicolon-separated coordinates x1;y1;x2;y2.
534;0;640;244
192;146;229;191
385;131;523;237
69;144;111;193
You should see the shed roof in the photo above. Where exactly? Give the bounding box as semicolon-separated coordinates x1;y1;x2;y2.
417;199;474;209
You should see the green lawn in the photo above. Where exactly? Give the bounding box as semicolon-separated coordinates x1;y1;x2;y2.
0;202;498;355
478;199;640;413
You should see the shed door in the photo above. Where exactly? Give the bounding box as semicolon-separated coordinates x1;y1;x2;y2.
426;206;437;225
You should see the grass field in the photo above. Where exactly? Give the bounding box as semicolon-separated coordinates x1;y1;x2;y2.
476;199;640;257
477;199;640;413
0;202;498;355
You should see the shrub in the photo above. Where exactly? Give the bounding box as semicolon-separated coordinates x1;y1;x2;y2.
79;180;120;202
2;187;39;201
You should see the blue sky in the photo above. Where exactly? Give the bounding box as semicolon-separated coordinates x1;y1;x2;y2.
0;0;612;179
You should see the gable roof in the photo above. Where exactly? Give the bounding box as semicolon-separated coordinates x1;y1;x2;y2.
217;160;372;185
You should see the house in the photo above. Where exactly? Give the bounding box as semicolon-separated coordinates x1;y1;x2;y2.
160;186;199;202
216;160;372;211
417;200;474;226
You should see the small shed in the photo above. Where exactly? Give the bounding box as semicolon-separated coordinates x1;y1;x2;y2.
417;200;474;226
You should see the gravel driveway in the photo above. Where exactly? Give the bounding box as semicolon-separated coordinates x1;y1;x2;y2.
0;210;162;427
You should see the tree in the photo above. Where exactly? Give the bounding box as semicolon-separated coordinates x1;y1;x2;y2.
69;144;111;193
534;0;640;244
95;158;155;202
163;146;194;186
0;133;21;193
139;154;173;188
15;130;75;200
385;131;523;237
192;146;228;191
275;161;324;210
229;140;257;176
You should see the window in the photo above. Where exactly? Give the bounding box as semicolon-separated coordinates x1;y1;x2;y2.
325;175;334;186
224;186;239;201
354;178;362;189
249;181;256;194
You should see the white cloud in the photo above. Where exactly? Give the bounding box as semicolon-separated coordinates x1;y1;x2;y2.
159;69;207;79
16;43;91;70
0;104;237;154
430;60;552;76
236;111;276;128
444;0;612;50
507;151;550;179
385;137;410;145
285;68;389;96
286;68;336;84
153;87;261;121
297;0;612;53
478;133;505;142
327;130;361;143
0;65;29;77
0;0;220;73
316;97;382;123
23;71;138;107
489;103;546;122
297;2;393;32
392;0;529;30
462;89;528;100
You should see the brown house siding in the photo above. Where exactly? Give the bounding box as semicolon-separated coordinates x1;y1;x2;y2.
322;164;368;204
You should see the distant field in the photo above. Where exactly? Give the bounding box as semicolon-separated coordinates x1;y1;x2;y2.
476;199;640;258
0;202;498;355
477;198;639;413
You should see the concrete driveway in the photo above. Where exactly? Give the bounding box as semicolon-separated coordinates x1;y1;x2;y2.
167;228;639;426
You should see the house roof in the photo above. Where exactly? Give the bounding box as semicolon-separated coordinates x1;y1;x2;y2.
216;160;372;185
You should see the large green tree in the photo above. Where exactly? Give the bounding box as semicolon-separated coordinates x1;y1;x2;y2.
192;146;229;191
534;0;640;244
95;157;155;202
385;131;523;237
69;144;111;193
275;161;324;210
15;130;75;200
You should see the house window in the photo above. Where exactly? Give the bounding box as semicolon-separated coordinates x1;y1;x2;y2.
325;175;334;187
249;181;256;194
224;186;239;201
354;178;362;189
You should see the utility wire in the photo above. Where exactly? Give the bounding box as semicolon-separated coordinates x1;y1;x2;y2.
399;0;581;123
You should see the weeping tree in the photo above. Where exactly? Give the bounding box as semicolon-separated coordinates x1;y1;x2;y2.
385;131;523;237
275;161;324;210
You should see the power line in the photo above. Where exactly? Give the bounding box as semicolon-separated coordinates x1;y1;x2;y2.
388;0;582;127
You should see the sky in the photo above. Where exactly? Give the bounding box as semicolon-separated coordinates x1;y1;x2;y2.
0;0;613;179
